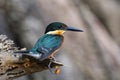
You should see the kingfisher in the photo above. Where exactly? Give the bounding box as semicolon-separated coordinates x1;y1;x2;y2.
15;22;83;72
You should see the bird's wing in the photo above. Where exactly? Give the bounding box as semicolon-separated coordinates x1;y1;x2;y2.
36;46;52;61
33;34;63;61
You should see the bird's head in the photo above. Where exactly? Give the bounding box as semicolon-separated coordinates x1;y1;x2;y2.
45;22;83;35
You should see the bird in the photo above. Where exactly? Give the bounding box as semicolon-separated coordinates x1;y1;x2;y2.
15;22;83;72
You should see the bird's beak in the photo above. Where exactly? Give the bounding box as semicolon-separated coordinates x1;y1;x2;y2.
65;26;83;32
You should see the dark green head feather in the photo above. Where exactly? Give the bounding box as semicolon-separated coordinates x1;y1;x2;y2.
45;22;67;33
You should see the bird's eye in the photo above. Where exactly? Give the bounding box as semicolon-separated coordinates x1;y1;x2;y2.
60;25;62;28
60;24;67;30
60;26;64;30
58;26;62;29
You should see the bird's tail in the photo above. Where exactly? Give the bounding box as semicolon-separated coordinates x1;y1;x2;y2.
14;50;30;53
14;50;42;60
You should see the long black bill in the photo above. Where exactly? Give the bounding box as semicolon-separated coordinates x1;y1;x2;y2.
66;26;83;32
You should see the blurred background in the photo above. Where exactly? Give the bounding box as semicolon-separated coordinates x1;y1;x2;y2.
0;0;120;80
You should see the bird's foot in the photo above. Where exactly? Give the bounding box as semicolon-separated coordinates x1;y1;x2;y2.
48;57;56;74
47;57;62;75
49;56;56;61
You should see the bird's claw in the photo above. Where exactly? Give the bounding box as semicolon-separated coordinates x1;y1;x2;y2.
48;57;56;74
47;57;62;75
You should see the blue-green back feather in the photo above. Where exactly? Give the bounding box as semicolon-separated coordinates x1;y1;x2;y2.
31;34;63;60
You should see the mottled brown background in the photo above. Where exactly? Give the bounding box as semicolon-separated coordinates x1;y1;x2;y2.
0;0;120;80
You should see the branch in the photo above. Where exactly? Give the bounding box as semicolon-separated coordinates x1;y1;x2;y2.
0;35;63;80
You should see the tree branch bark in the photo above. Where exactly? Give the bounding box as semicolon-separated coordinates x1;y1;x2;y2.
0;35;63;80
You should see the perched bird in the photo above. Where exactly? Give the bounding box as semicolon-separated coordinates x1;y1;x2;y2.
15;22;83;72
